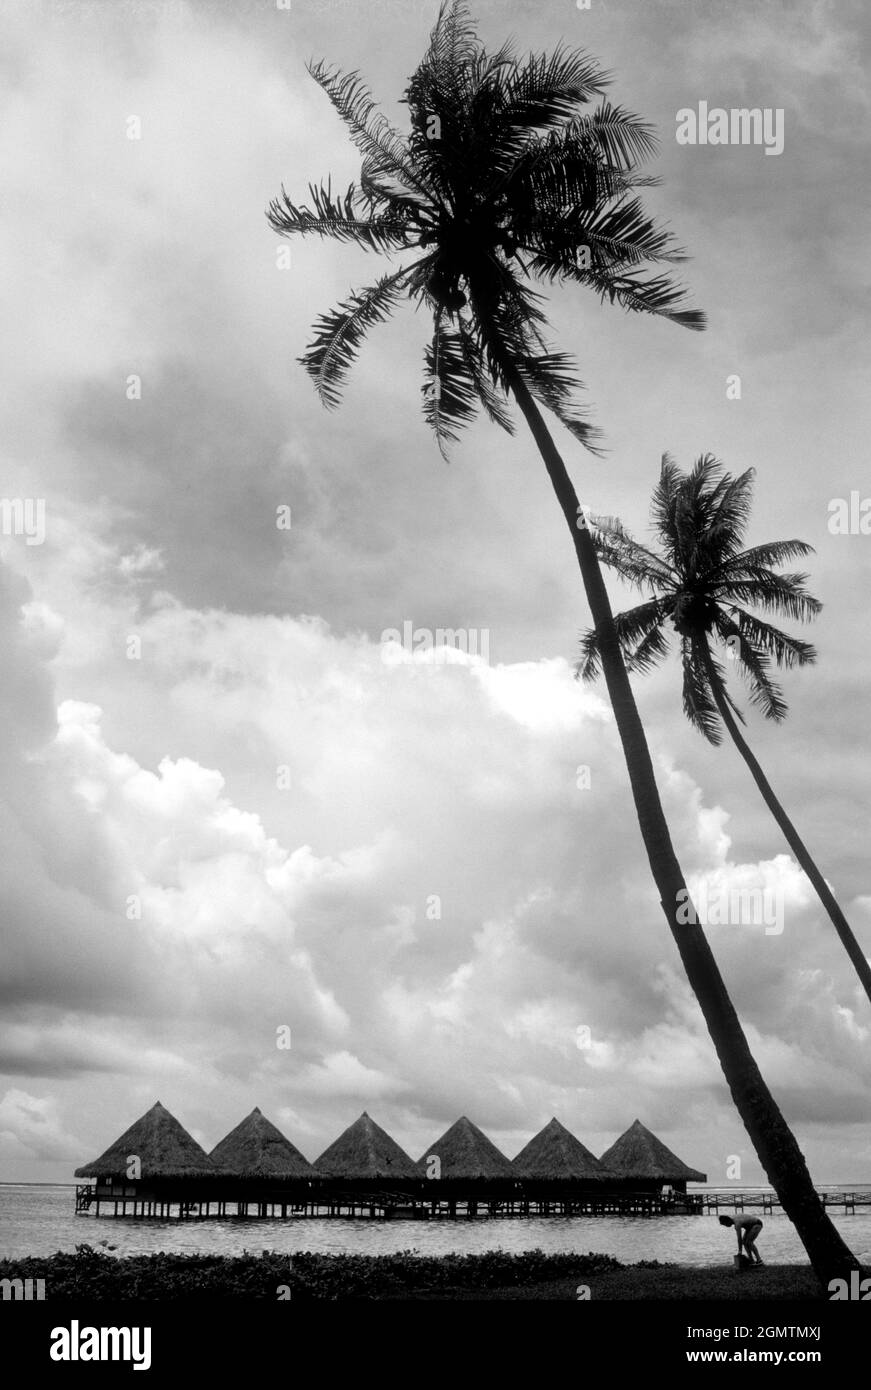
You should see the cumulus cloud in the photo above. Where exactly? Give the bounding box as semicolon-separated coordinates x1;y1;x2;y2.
0;569;866;1180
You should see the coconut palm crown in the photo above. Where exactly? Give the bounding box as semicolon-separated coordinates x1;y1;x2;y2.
578;454;821;741
578;453;871;1008
266;0;703;458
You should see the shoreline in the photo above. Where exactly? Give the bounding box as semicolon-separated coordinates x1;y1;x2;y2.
0;1248;830;1300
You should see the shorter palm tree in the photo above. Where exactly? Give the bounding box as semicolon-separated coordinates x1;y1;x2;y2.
579;453;871;1005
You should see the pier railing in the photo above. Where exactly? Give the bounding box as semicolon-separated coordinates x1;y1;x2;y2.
697;1189;863;1215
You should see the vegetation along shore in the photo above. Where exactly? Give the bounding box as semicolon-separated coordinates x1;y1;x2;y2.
0;1247;827;1300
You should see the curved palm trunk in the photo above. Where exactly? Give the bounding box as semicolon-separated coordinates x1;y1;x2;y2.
507;367;858;1285
701;644;871;1006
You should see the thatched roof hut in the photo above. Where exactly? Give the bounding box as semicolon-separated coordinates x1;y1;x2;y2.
74;1101;217;1179
314;1112;420;1180
419;1116;513;1179
599;1119;706;1183
209;1108;317;1179
512;1117;611;1181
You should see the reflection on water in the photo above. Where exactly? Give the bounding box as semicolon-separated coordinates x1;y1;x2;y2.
3;1185;870;1267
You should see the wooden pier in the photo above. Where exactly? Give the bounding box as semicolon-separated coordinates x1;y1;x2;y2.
698;1189;865;1216
75;1181;706;1220
75;1180;868;1221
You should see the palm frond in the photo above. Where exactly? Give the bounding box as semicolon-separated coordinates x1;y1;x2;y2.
712;612;788;721
469;264;595;445
480;259;551;342
418;0;481;101
529;248;705;328
576;626;603;682
357;153;433;215
516;350;603;453
721;538;817;573
719;608;817;669
308;60;436;204
505;139;636;221
422;318;482;455
650;452;682;546
716;572;821;624
430;0;478;63
702;465;755;558
672;488;701;573
578;599;671;682
625;621;672;673
498;45;609;133
590;514;678;589
603;271;707;328
266;180;411;251
583;100;659;167
730;636;787;721
504;99;659;197
469;261;552;385
531;195;687;268
456;318;515;433
614;600;672;671
477;46;610;186
681;636;723;743
404;3;511;197
299;269;408;407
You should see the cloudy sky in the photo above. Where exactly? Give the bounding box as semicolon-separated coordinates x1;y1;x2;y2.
1;0;869;1186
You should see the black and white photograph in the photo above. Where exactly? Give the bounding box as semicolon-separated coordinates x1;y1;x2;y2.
1;0;869;1368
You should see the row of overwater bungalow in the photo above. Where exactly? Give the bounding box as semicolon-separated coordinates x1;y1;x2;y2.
74;1103;706;1219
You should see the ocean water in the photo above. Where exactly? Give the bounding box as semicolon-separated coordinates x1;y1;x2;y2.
2;1185;870;1267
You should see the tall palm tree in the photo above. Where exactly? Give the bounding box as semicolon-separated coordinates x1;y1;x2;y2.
268;1;858;1281
578;453;871;1004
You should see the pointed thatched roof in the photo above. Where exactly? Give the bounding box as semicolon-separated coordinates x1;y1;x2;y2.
74;1101;217;1179
419;1116;513;1179
314;1112;420;1180
599;1119;706;1183
512;1117;611;1181
209;1108;317;1178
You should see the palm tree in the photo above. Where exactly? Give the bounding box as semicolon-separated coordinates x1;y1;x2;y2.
578;453;871;1005
267;0;858;1281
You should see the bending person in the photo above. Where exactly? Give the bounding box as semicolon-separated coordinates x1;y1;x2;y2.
719;1213;764;1265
